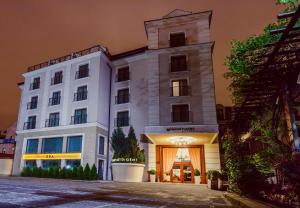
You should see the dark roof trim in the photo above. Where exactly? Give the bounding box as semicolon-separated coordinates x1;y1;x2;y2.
111;46;148;61
17;82;24;86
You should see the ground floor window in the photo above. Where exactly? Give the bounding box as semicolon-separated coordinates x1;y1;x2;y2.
66;160;81;169
26;139;38;153
67;136;82;153
42;160;61;169
42;137;63;153
25;160;37;168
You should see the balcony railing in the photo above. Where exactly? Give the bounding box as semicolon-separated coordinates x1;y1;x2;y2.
27;101;37;110
115;94;130;104
74;91;88;101
71;114;87;125
51;76;63;85
172;111;192;123
48;97;61;106
170;86;190;96
23;122;36;130
75;70;89;79
29;82;40;90
45;118;60;127
170;62;187;72
114;117;130;127
27;45;107;72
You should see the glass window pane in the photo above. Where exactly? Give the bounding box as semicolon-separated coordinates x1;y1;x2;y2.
42;160;61;169
66;160;81;169
42;137;63;153
67;136;82;153
25;160;37;168
98;136;105;155
26;139;39;153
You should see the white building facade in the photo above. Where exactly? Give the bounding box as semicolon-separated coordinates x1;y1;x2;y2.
13;10;221;183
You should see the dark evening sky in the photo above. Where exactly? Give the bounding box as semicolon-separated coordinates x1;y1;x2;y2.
0;0;283;129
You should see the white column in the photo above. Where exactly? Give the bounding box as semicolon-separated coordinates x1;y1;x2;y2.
40;72;51;128
62;64;71;125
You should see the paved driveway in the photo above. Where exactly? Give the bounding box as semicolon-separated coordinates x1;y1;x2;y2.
0;176;232;208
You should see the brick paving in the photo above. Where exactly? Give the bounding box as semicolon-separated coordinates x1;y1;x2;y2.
0;176;233;208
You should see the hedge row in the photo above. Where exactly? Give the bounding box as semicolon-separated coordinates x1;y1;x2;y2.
20;163;98;180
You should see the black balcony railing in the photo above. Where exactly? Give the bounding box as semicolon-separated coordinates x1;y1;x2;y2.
27;101;38;109
170;86;190;96
114;117;130;127
71;114;87;125
172;111;192;123
45;118;60;127
75;70;89;79
48;97;61;106
115;94;130;104
29;82;40;90
23;122;36;130
51;76;63;85
74;91;88;101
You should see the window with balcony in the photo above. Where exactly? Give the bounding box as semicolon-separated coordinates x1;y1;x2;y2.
27;96;38;109
30;77;40;90
26;139;39;153
51;71;63;85
117;66;129;82
75;64;89;79
172;104;190;123
171;80;189;96
170;32;186;47
45;112;60;127
49;91;61;106
71;108;87;124
116;111;129;127
67;136;82;153
170;55;187;72
98;136;105;155
116;88;129;104
42;137;63;153
24;116;36;130
74;86;87;101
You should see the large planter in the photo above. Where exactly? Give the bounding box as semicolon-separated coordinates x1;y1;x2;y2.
207;179;218;189
194;176;201;185
164;175;170;182
150;174;155;183
112;163;145;182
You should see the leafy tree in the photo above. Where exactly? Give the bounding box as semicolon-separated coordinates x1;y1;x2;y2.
90;164;98;180
83;164;91;180
77;165;84;180
128;126;139;158
111;127;126;158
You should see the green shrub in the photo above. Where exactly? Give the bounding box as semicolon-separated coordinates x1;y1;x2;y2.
42;168;49;178
72;167;78;179
53;167;60;178
78;165;84;180
48;167;54;178
59;167;66;179
37;167;43;177
149;169;155;175
194;169;200;176
90;164;98;180
65;169;72;179
207;170;220;180
83;164;91;180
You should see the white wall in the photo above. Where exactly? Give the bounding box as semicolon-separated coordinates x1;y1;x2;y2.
0;159;13;175
204;144;221;171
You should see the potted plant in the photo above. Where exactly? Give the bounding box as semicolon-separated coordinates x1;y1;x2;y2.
164;172;170;182
111;127;145;182
149;169;156;182
218;171;228;190
194;169;201;185
207;170;219;189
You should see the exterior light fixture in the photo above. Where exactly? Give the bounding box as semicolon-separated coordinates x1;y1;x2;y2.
169;136;196;146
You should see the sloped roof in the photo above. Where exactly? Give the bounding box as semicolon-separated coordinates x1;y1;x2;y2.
163;9;192;18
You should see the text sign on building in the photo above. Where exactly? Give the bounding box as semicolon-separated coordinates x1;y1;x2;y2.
22;153;81;160
166;127;195;132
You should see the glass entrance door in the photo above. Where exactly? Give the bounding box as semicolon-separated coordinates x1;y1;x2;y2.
171;162;194;183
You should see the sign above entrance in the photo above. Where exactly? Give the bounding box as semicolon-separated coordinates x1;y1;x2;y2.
23;153;81;160
166;127;195;132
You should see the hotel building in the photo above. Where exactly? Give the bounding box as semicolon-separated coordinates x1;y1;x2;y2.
13;9;221;183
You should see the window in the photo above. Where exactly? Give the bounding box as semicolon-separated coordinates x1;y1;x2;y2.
67;136;82;153
170;55;187;72
25;160;37;168
27;96;38;109
75;64;89;79
46;112;59;127
171;80;189;96
42;160;61;169
66;160;81;168
49;91;61;106
26;139;38;153
72;108;87;124
24;116;36;130
116;88;129;104
172;104;190;123
30;77;40;90
116;111;129;127
170;32;186;47
42;137;63;153
51;71;63;85
98;136;105;155
117;66;129;82
74;86;87;101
